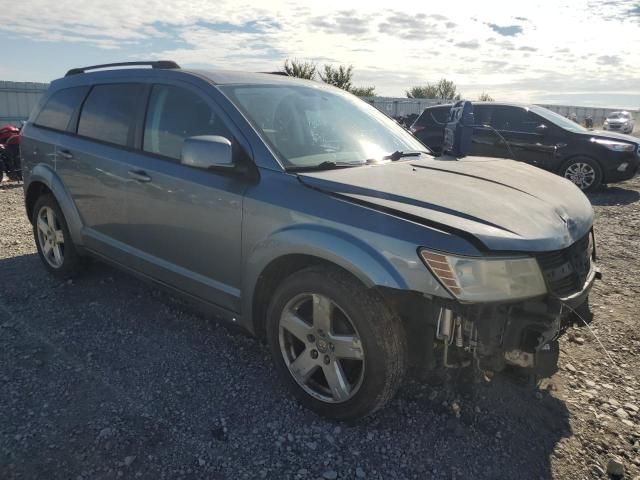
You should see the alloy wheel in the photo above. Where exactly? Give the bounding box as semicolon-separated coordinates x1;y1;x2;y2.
36;206;65;268
564;162;596;190
278;293;365;403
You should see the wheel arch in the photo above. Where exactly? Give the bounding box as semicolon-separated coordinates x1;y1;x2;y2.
557;153;603;175
244;226;411;338
25;164;85;247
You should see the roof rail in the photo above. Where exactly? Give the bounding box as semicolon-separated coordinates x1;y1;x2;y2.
65;60;180;77
261;71;289;76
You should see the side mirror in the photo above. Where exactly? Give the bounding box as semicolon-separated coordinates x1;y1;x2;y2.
181;135;234;170
535;124;548;133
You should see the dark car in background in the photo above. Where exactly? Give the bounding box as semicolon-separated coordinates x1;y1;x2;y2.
411;103;640;191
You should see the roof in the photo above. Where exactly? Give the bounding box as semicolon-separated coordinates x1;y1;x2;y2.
186;69;321;87
424;101;532;109
53;63;326;90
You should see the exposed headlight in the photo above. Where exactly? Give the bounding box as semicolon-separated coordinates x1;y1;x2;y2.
591;138;636;152
419;250;547;302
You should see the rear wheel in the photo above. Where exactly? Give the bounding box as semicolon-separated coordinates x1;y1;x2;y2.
32;194;83;278
266;266;407;420
560;157;602;192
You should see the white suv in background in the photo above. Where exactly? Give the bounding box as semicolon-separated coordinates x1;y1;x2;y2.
603;111;635;134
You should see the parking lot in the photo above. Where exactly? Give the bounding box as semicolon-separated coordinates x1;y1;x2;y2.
1;173;639;479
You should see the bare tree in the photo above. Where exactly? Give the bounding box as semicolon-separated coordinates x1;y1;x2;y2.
319;64;353;91
283;59;317;80
478;91;494;102
349;86;376;97
406;79;462;100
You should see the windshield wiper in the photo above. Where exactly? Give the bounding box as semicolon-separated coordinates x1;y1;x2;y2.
383;150;431;161
286;160;366;172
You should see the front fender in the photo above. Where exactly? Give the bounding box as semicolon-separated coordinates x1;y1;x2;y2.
241;224;417;326
26;163;85;247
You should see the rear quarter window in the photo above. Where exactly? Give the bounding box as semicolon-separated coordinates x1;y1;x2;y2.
34;87;88;131
77;84;145;147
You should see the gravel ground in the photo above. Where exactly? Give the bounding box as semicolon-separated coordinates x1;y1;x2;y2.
1;175;639;480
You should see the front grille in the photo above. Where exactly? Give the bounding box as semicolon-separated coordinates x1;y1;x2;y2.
535;233;592;298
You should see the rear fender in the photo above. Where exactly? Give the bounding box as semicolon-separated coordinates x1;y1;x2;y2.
26;163;84;247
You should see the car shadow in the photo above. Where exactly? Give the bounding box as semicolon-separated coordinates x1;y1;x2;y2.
588;185;640;206
0;252;571;479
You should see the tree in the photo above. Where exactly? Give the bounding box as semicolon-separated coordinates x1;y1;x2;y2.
283;59;317;80
319;64;353;91
349;86;376;97
406;78;462;101
406;85;439;99
478;91;494;102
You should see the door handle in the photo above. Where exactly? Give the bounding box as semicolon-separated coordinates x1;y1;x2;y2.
128;169;152;183
58;149;73;159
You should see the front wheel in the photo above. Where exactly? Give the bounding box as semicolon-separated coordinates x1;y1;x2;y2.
560;157;602;192
266;266;407;420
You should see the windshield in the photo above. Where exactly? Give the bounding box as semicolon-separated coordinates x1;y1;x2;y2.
529;105;588;132
219;84;427;169
606;112;630;120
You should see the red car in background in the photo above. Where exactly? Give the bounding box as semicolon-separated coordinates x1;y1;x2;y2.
0;124;22;181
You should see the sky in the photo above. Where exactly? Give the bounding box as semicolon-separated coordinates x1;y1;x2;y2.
1;0;639;108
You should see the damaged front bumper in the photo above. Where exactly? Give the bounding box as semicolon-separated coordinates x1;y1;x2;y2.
432;265;601;378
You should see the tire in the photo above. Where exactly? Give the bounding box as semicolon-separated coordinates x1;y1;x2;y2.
560;156;602;192
266;265;407;421
32;194;83;278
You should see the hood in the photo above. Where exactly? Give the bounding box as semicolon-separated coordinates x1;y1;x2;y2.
298;157;594;253
586;130;638;143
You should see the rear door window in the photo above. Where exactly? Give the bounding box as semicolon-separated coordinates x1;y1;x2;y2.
143;84;232;161
416;107;449;126
77;84;144;147
473;105;492;126
34;87;89;131
490;107;539;133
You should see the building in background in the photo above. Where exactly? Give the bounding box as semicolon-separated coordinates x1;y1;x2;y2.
0;81;49;125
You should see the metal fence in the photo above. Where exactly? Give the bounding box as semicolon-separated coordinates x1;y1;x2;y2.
0;81;49;124
362;97;445;118
537;104;639;127
363;96;639;129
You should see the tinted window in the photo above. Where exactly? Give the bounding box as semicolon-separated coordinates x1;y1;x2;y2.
143;85;232;160
416;107;450;126
490;107;541;132
220;85;425;168
35;87;88;131
473;105;491;125
77;84;143;146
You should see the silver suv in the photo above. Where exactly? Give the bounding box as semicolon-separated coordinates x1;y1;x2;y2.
22;61;598;420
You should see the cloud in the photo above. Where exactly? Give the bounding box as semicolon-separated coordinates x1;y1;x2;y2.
309;11;371;35
378;11;445;40
487;23;523;36
597;55;622;65
455;40;480;49
0;0;638;108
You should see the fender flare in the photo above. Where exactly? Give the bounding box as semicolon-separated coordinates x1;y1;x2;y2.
241;224;410;329
26;163;85;247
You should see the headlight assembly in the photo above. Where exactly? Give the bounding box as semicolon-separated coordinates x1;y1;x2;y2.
419;249;547;302
591;138;635;152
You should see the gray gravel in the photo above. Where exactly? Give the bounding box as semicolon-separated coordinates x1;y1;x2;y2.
1;177;640;479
